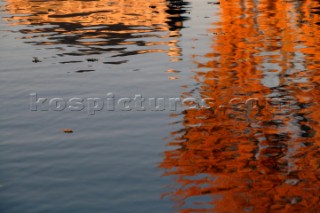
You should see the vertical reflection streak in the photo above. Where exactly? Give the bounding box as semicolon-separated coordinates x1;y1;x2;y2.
160;0;320;212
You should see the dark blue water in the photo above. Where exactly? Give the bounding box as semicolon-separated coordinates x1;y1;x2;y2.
0;0;197;212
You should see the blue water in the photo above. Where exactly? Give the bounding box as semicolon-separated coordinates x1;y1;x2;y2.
0;0;199;212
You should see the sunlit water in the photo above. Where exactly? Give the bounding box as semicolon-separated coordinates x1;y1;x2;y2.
1;0;320;212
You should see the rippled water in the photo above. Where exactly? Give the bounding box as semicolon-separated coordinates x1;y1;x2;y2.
1;0;320;212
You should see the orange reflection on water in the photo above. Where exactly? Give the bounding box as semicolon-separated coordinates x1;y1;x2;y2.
2;0;187;61
160;0;320;212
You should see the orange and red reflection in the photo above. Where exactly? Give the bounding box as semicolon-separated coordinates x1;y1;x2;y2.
160;0;320;212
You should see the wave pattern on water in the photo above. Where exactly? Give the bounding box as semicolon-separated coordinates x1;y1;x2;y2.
2;0;189;64
160;0;320;212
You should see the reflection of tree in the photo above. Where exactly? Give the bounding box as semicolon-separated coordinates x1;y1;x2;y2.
2;0;189;60
160;0;320;212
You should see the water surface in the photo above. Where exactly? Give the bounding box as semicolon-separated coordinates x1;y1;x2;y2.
1;0;320;212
